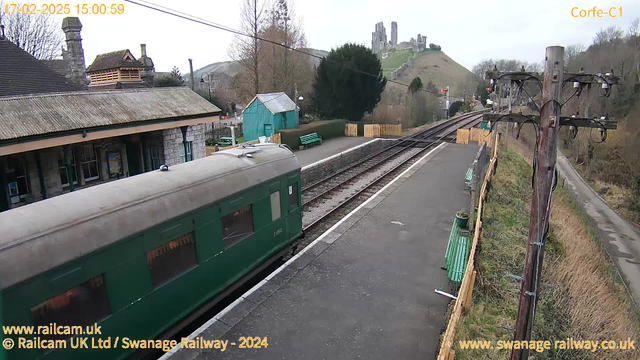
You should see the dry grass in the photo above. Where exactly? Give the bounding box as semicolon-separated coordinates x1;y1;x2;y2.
547;192;639;359
454;141;640;359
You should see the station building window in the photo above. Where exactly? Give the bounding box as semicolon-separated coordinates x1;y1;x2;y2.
7;155;30;203
150;145;165;170
289;183;298;210
147;232;198;289
31;274;111;333
180;142;193;163
271;191;281;221
222;204;254;248
80;145;99;181
58;149;78;188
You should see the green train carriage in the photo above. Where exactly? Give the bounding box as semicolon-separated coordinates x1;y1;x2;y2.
0;144;302;360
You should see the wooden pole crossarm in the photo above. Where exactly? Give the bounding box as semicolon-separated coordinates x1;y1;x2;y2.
482;113;618;130
485;71;619;86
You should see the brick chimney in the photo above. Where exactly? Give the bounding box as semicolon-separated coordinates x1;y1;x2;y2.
139;44;155;87
61;17;87;87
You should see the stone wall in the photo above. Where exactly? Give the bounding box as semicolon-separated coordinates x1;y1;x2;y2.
162;124;206;166
301;139;396;187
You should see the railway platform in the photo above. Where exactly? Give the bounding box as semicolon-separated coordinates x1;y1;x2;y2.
294;136;374;167
165;142;480;360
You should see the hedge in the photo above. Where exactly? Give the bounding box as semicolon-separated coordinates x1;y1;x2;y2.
278;120;346;149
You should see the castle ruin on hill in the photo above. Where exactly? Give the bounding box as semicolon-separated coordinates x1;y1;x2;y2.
371;21;427;56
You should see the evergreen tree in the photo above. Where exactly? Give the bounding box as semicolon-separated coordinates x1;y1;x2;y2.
170;66;182;79
312;43;386;121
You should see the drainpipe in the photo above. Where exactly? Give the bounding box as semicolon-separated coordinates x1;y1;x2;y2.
64;145;74;192
35;151;47;199
180;126;189;162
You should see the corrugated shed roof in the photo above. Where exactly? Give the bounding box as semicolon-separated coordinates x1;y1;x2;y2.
0;39;85;97
246;92;297;114
0;87;221;141
86;50;144;72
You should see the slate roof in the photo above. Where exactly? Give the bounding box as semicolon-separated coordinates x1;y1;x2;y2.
244;92;297;114
41;59;70;76
86;50;144;72
0;37;85;97
0;87;221;141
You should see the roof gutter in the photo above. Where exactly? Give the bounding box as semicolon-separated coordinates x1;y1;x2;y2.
0;113;220;156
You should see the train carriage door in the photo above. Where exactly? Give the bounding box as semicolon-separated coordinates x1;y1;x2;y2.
286;175;302;240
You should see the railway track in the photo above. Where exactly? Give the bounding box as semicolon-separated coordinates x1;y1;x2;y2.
298;111;485;245
143;111;485;359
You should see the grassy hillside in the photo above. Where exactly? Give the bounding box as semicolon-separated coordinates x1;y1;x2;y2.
381;49;414;77
382;50;478;98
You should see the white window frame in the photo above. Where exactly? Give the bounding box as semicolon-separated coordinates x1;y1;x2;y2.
80;145;100;181
58;150;78;188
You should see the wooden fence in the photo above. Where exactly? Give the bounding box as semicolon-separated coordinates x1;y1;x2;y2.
437;134;500;360
380;124;402;136
345;124;358;137
456;129;470;145
205;133;281;156
364;124;381;138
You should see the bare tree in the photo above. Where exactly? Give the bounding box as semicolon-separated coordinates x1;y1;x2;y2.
593;26;624;44
260;0;309;97
628;18;639;38
564;43;585;69
228;0;267;100
472;59;494;79
0;1;63;59
525;61;544;73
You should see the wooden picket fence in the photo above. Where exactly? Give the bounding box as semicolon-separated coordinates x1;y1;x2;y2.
437;134;500;360
205;133;281;156
345;123;358;137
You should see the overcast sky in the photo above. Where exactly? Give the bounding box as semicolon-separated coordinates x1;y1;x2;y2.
29;0;640;73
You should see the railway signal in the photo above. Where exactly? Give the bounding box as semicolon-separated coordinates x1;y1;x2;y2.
440;89;448;93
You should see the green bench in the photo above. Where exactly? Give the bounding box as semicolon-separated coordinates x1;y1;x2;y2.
464;167;473;192
300;133;322;148
443;219;471;287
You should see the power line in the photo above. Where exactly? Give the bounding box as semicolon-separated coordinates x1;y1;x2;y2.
125;0;444;96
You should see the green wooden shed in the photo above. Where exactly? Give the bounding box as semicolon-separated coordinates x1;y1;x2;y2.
242;92;298;141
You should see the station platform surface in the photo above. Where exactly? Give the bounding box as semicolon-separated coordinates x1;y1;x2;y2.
167;143;479;360
294;136;373;167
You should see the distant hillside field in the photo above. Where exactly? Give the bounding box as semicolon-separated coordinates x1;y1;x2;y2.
381;49;413;77
192;48;329;80
383;50;478;98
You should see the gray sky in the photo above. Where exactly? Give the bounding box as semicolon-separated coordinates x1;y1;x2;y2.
33;0;640;74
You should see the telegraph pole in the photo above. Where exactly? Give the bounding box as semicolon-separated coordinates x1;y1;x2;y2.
510;46;564;360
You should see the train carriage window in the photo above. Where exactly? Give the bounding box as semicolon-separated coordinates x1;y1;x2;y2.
31;274;111;333
147;232;198;289
271;191;281;221
289;183;298;210
222;204;254;248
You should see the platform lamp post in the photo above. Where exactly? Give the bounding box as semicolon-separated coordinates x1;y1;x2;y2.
200;72;211;103
294;83;304;128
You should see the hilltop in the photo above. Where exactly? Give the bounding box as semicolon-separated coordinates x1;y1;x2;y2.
192;48;329;80
381;49;478;98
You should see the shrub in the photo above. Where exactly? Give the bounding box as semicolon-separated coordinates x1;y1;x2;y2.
205;138;217;146
278;120;346;148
